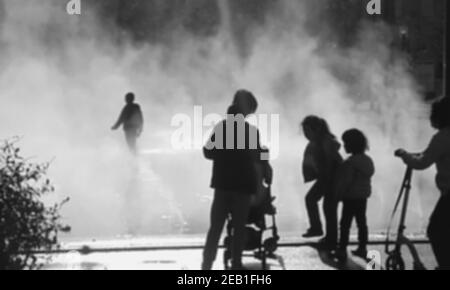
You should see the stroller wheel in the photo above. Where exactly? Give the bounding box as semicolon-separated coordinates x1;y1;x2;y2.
263;237;278;254
386;254;405;270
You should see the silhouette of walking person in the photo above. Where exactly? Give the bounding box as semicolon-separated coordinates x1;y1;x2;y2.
396;97;450;270
300;116;342;251
112;92;144;154
202;90;272;270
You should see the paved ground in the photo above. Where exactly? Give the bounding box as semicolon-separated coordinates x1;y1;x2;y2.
40;235;437;270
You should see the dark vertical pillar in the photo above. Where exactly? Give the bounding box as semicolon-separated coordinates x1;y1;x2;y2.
445;0;450;96
382;0;396;24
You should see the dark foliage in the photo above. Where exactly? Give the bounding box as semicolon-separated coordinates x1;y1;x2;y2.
0;139;70;270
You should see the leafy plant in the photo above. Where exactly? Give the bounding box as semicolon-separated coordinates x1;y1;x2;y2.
0;139;70;270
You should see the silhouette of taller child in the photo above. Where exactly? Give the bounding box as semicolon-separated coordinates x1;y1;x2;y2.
112;93;144;154
202;90;272;270
301;116;342;250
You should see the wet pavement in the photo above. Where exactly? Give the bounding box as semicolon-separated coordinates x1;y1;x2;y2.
40;234;437;270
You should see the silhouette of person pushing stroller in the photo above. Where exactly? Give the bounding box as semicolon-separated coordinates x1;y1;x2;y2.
112;92;144;154
202;90;273;270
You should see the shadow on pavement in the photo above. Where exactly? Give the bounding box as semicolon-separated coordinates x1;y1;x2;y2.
312;245;366;270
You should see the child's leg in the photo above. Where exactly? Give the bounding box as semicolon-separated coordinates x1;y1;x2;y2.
339;200;354;250
323;194;338;247
354;199;368;252
305;182;324;232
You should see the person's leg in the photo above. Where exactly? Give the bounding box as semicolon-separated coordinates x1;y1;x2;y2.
125;129;138;154
323;193;338;249
354;199;368;254
427;195;450;270
230;192;252;269
336;200;354;261
202;190;230;270
304;182;324;235
339;201;354;251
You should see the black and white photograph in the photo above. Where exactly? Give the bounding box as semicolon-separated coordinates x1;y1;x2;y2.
0;0;449;277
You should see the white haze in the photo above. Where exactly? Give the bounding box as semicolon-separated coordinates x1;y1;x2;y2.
0;0;439;239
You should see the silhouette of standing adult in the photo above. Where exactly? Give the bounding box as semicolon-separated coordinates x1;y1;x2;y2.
300;116;342;251
202;90;272;270
396;97;450;270
112;93;144;154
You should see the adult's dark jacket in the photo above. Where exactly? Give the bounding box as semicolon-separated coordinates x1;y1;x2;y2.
203;116;268;195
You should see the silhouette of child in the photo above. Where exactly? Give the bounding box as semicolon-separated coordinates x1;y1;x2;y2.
301;116;342;251
396;97;450;270
112;92;144;154
335;129;375;262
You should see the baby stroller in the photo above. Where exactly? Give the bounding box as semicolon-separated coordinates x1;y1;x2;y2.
223;185;280;270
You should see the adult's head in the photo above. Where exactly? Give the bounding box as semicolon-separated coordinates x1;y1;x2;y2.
342;129;369;155
125;92;135;104
301;115;334;142
430;97;450;130
232;90;258;117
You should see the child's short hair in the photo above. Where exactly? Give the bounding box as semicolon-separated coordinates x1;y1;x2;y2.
342;129;369;154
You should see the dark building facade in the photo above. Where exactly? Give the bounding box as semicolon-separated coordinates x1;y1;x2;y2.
327;0;445;98
323;0;445;99
391;0;444;98
0;0;445;97
380;0;445;98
